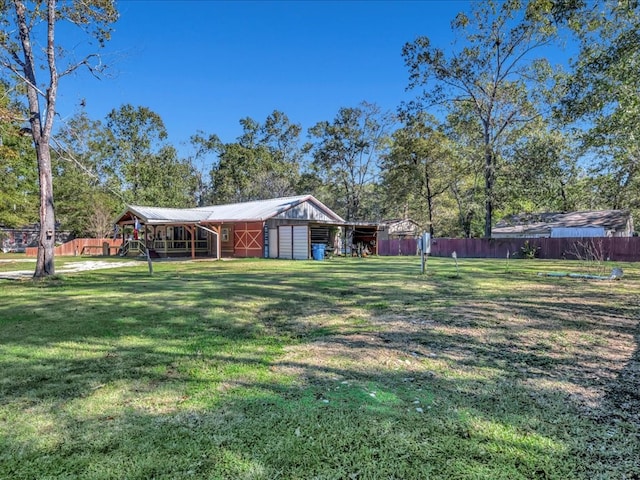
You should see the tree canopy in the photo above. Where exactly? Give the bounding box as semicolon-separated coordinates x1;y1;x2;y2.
307;102;393;221
402;0;561;237
1;0;638;246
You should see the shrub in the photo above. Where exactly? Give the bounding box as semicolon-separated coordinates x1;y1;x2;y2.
520;240;540;259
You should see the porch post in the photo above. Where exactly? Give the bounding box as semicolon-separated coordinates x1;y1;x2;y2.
216;225;222;260
164;227;168;256
187;225;196;259
212;225;221;260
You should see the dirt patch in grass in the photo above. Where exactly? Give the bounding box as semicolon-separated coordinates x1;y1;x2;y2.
274;281;640;426
275;332;431;382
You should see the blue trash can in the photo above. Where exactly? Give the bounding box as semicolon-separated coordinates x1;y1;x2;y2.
312;243;326;261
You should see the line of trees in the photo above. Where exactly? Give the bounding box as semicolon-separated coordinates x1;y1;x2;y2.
1;0;639;276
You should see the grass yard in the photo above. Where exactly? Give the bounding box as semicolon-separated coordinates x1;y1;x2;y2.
0;255;639;479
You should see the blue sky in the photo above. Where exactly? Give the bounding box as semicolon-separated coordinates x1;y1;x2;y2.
55;0;471;158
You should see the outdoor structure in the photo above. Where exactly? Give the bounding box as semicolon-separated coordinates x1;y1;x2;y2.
345;222;379;256
377;218;422;241
113;195;347;260
492;210;635;239
375;218;422;256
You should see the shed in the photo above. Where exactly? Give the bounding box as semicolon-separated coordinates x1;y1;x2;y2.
113;195;345;260
492;210;635;239
377;219;422;241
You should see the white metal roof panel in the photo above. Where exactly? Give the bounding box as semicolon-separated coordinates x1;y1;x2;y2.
203;195;345;223
116;195;346;225
127;205;213;223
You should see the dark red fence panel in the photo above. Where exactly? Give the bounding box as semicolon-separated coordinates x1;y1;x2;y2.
428;237;640;262
430;238;529;259
378;239;419;256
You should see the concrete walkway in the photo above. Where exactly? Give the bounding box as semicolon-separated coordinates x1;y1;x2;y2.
0;260;141;280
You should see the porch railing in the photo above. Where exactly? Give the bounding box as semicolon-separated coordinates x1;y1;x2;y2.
120;239;147;257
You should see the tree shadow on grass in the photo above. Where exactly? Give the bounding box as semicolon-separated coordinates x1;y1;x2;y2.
1;257;639;478
0;345;583;479
600;315;640;424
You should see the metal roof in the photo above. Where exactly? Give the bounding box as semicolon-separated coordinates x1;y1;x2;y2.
115;195;345;225
202;195;343;222
124;205;213;224
493;210;633;235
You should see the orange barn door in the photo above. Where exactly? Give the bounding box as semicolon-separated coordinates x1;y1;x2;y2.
234;222;264;257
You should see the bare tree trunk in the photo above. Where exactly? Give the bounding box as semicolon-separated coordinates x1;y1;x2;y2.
484;140;494;239
5;1;117;276
14;0;58;277
425;178;435;237
484;168;493;238
35;142;56;277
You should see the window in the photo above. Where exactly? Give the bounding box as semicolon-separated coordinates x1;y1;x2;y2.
222;228;229;242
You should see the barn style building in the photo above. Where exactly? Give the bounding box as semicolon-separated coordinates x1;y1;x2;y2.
113;195;347;260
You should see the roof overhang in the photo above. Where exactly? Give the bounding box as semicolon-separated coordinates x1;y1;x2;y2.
114;196;349;227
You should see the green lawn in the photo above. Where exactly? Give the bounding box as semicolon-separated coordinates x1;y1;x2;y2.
1;256;638;479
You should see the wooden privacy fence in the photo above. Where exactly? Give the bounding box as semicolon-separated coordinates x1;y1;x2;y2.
377;238;419;256
25;238;123;257
430;237;640;262
378;237;640;262
25;236;640;261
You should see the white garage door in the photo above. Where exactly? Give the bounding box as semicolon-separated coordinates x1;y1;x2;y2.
279;226;292;259
292;226;309;260
278;226;309;259
268;228;278;258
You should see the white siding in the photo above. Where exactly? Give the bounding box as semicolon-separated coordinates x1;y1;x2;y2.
279;227;293;259
551;227;605;238
273;201;338;222
268;228;278;258
293;226;309;260
386;220;420;237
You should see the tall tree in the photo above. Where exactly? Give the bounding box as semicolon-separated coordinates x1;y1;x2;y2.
103;104;198;207
0;0;117;277
253;110;303;198
559;0;640;217
498;120;581;215
308;102;393;221
443;107;486;237
261;110;304;168
403;0;558;237
105;104;167;202
381;113;453;236
195;110;304;204
141;144;198;207
210;142;277;203
189;131;221;206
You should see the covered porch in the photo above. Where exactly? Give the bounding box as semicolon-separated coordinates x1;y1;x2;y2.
115;210;223;260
